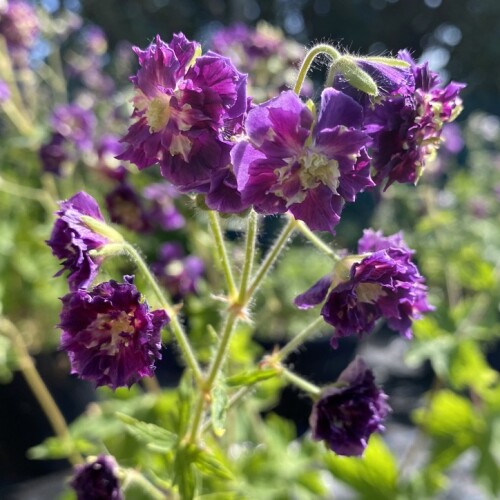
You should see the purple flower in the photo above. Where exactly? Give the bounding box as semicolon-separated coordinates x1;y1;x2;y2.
232;89;373;233
39;133;69;176
0;0;39;60
47;191;109;291
51;104;96;151
365;51;465;188
105;183;150;233
70;455;123;500
59;276;168;389
310;357;390;457
152;243;204;301
143;182;185;231
94;135;128;182
295;229;433;345
118;33;247;198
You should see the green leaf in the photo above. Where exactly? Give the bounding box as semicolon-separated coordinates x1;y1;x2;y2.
174;447;198;500
122;470;166;500
323;434;398;499
116;412;177;452
226;367;280;387
449;341;498;396
413;390;481;439
190;445;234;481
28;436;93;460
211;380;228;437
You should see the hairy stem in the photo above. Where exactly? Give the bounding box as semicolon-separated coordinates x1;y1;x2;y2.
123;243;203;385
277;316;325;361
207;210;238;300
294;44;341;95
238;210;258;304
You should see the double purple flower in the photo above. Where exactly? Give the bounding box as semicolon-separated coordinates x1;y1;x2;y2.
310;357;390;457
118;33;249;212
59;276;168;389
232;89;373;233
295;229;433;346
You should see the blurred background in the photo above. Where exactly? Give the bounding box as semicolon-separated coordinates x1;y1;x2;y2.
1;0;500;498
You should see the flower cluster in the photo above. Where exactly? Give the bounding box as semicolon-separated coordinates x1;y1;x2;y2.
310;357;390;456
295;229;433;346
59;276;168;389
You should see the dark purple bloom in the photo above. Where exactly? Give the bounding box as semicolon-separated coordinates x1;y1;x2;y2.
118;33;247;198
59;276;168;389
51;104;96;151
47;191;109;291
70;455;123;500
310;357;390;457
105;183;150;233
295;229;433;345
39;133;69;176
365;51;465;188
232;89;373;233
143;182;185;231
152;243;204;301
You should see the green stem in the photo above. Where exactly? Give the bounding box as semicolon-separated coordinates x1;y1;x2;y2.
244;218;296;302
0;99;33;136
207;210;238;300
0;318;83;465
123;243;203;385
238;210;258;304
277;317;325;361
141;375;162;394
280;367;321;396
293;217;341;261
187;312;238;443
205;314;238;390
294;44;341;95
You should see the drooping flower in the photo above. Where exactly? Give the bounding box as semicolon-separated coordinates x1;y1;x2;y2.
70;455;123;500
364;51;465;188
47;191;110;291
295;229;433;345
232;89;373;233
59;276;168;389
118;33;247;204
310;357;390;457
51;104;96;151
151;242;204;301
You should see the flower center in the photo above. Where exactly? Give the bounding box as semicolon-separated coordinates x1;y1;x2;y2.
89;311;135;356
355;283;385;303
146;94;171;133
298;151;341;193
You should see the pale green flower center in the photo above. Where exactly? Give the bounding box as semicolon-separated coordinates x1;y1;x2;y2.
146;94;171;132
